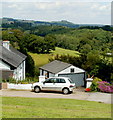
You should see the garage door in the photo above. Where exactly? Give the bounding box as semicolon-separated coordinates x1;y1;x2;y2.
58;73;85;87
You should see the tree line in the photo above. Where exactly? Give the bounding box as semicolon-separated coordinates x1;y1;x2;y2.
2;29;56;53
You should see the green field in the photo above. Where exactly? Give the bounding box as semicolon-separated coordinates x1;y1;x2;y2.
29;47;80;67
2;97;111;118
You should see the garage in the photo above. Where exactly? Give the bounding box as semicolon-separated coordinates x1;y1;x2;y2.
58;72;86;87
40;60;86;87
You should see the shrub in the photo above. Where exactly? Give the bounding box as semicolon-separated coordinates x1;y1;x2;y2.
92;77;102;83
16;77;38;84
26;54;35;77
90;82;99;91
90;77;102;91
2;79;7;83
33;77;39;83
6;77;38;84
98;81;113;93
8;77;17;84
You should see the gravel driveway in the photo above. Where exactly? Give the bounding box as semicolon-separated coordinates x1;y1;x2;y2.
0;88;112;104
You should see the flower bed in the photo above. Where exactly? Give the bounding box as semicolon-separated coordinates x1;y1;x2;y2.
89;78;113;93
98;81;113;93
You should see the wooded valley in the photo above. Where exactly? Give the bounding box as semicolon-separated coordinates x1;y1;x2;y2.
1;18;113;82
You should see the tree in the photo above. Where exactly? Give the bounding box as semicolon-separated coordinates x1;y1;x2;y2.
28;35;44;53
44;35;55;53
25;54;35;77
80;44;92;55
19;44;35;77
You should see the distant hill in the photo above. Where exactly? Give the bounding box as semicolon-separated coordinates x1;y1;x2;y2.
1;17;104;28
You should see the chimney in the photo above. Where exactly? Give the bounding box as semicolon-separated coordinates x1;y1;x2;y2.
3;40;10;50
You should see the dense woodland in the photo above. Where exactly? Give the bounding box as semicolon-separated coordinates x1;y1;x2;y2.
1;18;113;82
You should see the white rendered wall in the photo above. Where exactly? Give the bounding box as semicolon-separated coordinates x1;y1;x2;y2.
8;83;32;90
13;61;25;80
0;60;10;70
55;65;85;76
23;61;26;79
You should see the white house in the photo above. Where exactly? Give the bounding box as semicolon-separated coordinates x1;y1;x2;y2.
39;60;86;87
0;40;27;81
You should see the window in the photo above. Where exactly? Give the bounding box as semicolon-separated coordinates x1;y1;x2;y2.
56;78;66;83
70;68;74;73
60;79;66;83
44;78;55;83
56;78;60;83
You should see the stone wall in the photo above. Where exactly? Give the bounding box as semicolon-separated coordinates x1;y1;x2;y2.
0;83;8;89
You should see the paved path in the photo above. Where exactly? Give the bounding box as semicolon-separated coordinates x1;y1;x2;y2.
0;89;112;104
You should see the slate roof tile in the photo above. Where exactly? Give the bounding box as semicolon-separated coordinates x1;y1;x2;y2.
0;41;27;67
39;60;72;74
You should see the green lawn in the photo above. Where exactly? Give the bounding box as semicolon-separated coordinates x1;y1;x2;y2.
29;47;80;67
2;97;111;118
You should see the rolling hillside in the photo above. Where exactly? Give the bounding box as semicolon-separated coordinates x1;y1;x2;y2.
1;17;104;29
29;47;80;68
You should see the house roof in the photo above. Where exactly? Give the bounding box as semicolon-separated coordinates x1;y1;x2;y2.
10;46;26;59
0;43;27;68
39;60;72;74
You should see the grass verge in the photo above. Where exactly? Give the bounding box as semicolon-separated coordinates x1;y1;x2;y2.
2;96;111;118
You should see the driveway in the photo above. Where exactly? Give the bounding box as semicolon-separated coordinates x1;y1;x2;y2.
0;88;112;104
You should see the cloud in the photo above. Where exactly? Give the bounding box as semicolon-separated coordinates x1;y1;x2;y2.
1;2;111;24
91;3;110;11
2;0;112;2
8;4;18;8
34;2;66;10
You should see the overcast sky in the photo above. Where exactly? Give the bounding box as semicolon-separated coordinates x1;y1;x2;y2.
1;0;112;25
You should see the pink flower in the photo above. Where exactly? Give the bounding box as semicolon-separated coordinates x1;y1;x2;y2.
98;81;113;93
